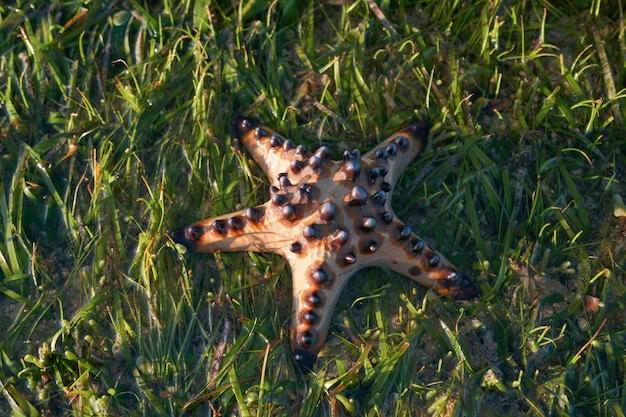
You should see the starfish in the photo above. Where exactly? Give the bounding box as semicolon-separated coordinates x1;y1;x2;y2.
170;117;477;372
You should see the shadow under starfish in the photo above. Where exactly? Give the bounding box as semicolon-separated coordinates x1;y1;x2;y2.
170;117;478;373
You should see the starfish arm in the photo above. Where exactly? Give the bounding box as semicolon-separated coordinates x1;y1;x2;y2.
169;202;295;255
235;118;292;186
330;205;478;302
235;117;329;188
285;249;359;372
375;226;479;300
361;121;430;189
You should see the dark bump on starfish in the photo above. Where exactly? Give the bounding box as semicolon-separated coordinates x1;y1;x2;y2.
234;117;255;135
296;185;313;203
319;201;336;221
245;207;264;223
343;149;361;161
380;182;392;192
346;186;368;206
426;253;441;269
398;225;412;240
409;266;422;276
297;330;316;348
361;216;377;232
272;193;287;206
293;349;317;374
212;219;227;236
314;146;329;159
291;159;304;173
372;190;387;205
304;291;324;308
364;239;379;253
298;184;312;196
405;120;431;148
344;252;357;264
459;275;474;288
379;166;389;177
169;227;198;251
380;211;394;224
278;173;292;188
452;278;480;300
308;156;322;170
283;139;295;152
228;216;246;231
386;143;397;156
303;225;318;239
295;144;307;158
254;126;267;140
410;238;425;253
375;148;388;160
368;167;381;183
299;310;318;325
328;228;349;247
310;268;330;285
290;242;302;253
341;160;361;182
395;135;409;150
446;271;462;286
269;134;282;148
282;205;297;221
183;224;204;242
